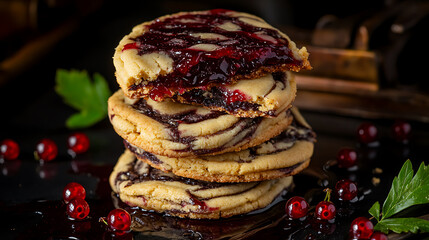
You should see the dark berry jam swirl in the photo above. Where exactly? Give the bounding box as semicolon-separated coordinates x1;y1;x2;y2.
130;97;265;155
177;72;287;117
116;153;232;190
124;9;305;100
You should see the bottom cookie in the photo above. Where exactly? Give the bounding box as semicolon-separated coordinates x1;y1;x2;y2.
109;150;293;219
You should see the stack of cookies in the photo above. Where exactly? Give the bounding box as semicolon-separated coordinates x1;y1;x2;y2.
108;9;315;219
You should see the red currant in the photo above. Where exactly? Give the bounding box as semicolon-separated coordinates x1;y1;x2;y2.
0;139;20;161
370;232;388;240
63;182;86;203
67;198;90;219
392;120;411;142
357;123;378;144
349;217;374;239
335;179;358;201
68;133;90;154
315;201;336;220
35;138;58;161
107;209;132;232
285;196;309;219
337;148;358;168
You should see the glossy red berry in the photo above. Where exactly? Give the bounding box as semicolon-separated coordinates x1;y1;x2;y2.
68;133;90;154
63;182;86;203
350;217;374;239
107;209;131;232
392;120;411;142
0;139;20;161
337;148;358;168
335;179;358;201
67;198;90;219
285;196;309;219
315;201;336;220
370;232;388;240
35;138;58;161
357;123;378;144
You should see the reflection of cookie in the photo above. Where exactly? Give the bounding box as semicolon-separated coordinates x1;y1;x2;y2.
109;150;293;219
112;193;288;239
126;107;315;182
108;90;293;158
175;71;296;118
113;9;311;101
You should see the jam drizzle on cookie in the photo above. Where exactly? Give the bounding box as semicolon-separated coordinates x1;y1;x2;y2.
124;10;307;100
177;72;287;117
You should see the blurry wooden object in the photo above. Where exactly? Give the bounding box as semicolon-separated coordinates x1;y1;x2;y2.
0;18;79;86
0;0;38;40
0;0;103;87
302;46;379;88
287;0;429;122
295;90;429;123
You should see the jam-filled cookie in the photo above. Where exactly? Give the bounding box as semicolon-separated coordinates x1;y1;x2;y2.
174;71;296;118
108;90;293;158
125;107;315;182
113;9;310;102
109;150;293;219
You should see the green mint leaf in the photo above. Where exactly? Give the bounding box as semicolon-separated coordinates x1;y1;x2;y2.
375;218;429;234
382;160;429;220
55;69;111;129
369;201;380;222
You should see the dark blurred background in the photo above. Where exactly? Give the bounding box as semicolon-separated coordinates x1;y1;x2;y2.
1;0;428;126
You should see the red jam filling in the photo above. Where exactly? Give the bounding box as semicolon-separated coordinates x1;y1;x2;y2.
124;9;302;100
222;88;250;104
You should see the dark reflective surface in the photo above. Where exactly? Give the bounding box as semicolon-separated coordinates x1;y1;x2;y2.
2;110;429;239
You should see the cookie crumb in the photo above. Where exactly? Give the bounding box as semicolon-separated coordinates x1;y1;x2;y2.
372;177;380;186
373;168;383;174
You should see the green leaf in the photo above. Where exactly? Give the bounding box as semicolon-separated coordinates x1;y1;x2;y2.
55;69;111;129
382;160;429;220
66;110;105;129
93;73;110;111
375;218;429;234
369;201;380;222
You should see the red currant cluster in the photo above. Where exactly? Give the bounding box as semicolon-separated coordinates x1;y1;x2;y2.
286;191;337;221
62;182;132;233
286;181;386;239
63;182;90;219
336;120;412;170
286;179;358;222
357;121;412;145
0;133;90;162
349;217;387;240
336;121;407;239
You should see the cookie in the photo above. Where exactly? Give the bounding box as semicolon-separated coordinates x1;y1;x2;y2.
108;90;293;158
113;9;311;101
109;150;293;219
174;71;296;118
125;107;315;182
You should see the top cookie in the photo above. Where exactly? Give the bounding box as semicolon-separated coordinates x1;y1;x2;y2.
114;9;311;101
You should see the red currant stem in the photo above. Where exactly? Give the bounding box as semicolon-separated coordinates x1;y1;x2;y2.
34;151;40;161
370;213;384;222
99;217;108;226
323;188;332;202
